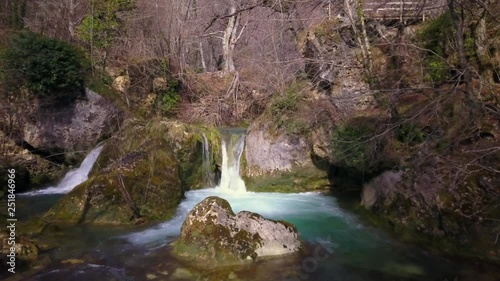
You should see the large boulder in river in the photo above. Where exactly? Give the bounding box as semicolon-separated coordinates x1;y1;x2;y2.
173;196;301;265
44;118;221;224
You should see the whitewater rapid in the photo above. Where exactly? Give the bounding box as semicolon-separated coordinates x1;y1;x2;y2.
122;188;357;247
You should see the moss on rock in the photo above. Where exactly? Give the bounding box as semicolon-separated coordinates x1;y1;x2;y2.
45;118;221;225
173;196;301;266
244;166;329;193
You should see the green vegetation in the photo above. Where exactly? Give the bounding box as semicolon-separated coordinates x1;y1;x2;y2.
267;80;311;136
329;117;382;172
77;0;135;68
156;79;181;116
244;166;328;193
1;31;86;97
417;13;453;84
396;123;425;145
270;89;299;114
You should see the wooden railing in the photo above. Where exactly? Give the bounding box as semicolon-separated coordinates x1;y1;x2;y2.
363;0;447;21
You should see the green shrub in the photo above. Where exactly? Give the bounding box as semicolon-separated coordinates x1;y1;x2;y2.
267;80;308;133
330;118;382;171
157;79;181;115
2;31;86;97
423;56;450;84
77;0;134;70
396;123;425;145
417;13;453;84
270;90;299;115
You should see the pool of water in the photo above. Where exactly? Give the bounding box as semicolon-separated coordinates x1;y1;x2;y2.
9;188;500;281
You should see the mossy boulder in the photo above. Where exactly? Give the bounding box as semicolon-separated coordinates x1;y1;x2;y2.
360;163;500;263
44;118;221;224
172;196;301;265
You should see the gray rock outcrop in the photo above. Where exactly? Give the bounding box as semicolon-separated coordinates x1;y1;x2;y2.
361;170;403;209
302;20;374;113
245;124;311;177
243;122;329;192
22;88;120;152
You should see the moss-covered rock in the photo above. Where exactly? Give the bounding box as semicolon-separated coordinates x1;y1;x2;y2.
0;230;39;264
244;166;328;193
44;118;221;224
360;164;500;264
172;196;301;266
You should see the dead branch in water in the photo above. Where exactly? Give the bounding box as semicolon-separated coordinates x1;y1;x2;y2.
117;172;141;220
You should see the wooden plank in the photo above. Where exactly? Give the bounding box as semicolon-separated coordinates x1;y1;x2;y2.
362;0;446;21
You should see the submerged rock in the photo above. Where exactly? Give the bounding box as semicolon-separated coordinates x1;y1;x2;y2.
173;196;301;265
0;231;39;262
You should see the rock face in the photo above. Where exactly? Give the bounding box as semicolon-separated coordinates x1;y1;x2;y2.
22;88;120;153
0;130;64;193
173;196;301;265
245;124;310;176
302;19;374;113
243;122;328;192
361;171;403;210
0;88;120;192
44;119;221;224
361;160;500;263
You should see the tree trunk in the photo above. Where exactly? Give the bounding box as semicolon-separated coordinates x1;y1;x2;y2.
222;1;237;74
68;0;76;37
344;0;372;73
199;41;207;72
359;0;372;73
448;0;473;100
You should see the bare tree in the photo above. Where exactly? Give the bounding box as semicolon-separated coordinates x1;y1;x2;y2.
448;0;474;101
344;0;373;72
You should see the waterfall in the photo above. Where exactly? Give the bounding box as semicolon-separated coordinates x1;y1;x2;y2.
21;145;104;196
201;133;213;187
216;129;246;193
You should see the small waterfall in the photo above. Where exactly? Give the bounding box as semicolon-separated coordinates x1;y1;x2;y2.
21;145;104;196
216;129;246;193
201;133;213;187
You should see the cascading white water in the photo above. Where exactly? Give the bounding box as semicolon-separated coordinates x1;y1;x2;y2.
21;145;104;196
201;133;213;187
216;132;246;193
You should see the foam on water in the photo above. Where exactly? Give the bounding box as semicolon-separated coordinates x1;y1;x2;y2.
21;145;104;196
122;188;358;246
